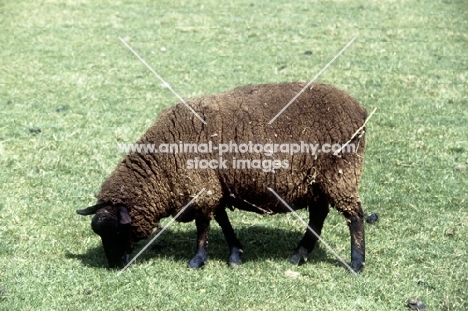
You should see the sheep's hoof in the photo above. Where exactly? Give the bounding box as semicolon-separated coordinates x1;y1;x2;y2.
228;247;243;268
407;299;426;310
289;253;307;266
289;253;307;265
350;261;364;273
365;213;379;224
289;246;308;265
188;256;206;269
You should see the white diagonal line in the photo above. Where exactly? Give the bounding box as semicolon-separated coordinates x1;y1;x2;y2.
333;107;377;156
267;187;358;275
118;37;207;125
118;188;206;274
268;37;356;124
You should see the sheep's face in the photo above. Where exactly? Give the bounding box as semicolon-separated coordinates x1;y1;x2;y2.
77;204;134;268
92;206;134;268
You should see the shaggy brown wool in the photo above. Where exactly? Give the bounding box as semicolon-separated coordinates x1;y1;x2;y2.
97;82;367;241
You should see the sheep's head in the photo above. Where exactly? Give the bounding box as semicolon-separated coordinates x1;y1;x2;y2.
77;203;134;268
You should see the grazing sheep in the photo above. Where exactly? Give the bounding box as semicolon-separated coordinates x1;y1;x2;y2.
77;82;367;272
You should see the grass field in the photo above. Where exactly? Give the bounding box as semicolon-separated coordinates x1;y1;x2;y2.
1;0;467;310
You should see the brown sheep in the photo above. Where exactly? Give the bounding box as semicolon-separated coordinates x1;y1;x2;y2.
77;82;367;272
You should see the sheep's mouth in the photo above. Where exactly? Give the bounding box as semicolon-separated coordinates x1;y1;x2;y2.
105;246;131;269
108;253;130;269
100;235;132;269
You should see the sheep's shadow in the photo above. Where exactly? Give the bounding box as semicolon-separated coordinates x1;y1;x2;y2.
69;225;341;269
66;247;109;268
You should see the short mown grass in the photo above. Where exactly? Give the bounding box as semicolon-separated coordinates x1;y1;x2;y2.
1;0;467;310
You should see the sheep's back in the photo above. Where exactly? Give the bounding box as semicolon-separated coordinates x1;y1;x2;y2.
143;82;366;213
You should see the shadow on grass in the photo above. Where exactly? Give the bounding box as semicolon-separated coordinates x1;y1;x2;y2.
66;247;109;268
67;226;341;269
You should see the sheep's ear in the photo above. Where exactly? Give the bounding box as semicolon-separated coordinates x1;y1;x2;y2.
76;203;106;216
118;206;132;225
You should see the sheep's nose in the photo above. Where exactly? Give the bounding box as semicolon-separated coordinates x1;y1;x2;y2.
108;253;130;269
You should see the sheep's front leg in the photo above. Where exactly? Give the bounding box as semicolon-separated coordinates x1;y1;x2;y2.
344;209;365;273
289;194;329;265
214;207;243;268
188;216;211;269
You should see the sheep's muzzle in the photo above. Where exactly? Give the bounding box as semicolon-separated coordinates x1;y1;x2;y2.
91;208;133;268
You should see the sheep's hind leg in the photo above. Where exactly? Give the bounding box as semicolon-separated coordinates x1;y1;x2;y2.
289;194;329;265
214;207;243;268
343;207;365;273
188;216;211;269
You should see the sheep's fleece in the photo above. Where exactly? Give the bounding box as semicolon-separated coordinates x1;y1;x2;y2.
77;82;367;272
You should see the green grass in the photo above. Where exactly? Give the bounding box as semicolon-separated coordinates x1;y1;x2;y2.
1;0;468;310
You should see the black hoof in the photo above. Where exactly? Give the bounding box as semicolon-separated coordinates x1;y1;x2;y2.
350;261;364;273
228;254;242;268
228;247;243;268
407;299;426;310
365;213;379;224
289;246;309;266
188;255;206;269
289;246;309;265
289;253;307;265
